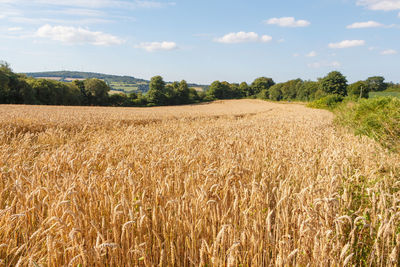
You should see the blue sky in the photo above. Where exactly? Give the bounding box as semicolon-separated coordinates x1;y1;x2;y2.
0;0;399;84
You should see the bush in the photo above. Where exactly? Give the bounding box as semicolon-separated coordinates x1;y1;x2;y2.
307;94;344;110
335;97;400;151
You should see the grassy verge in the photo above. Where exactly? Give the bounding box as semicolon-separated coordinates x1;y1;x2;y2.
307;94;344;110
334;97;400;152
369;91;400;98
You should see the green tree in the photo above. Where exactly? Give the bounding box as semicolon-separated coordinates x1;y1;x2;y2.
366;76;387;92
319;71;348;96
280;79;303;100
297;81;319;101
28;79;57;105
348;81;369;98
207;81;225;99
19;78;37;104
251;77;275;96
73;80;89;104
188;88;200;103
239;82;251;97
0;69;10;102
177;80;190;104
147;76;167;105
269;84;283;101
109;93;130;106
84;78;110;105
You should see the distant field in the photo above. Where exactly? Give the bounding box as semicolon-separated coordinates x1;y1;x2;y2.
191;86;204;92
1;100;398;266
36;76;63;81
109;90;127;95
369;91;400;98
109;82;139;92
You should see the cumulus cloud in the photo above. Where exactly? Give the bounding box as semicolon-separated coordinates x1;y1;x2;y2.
381;49;398;55
306;51;317;57
135;41;177;52
328;40;365;48
265;17;310;27
215;32;272;44
357;0;400;11
36;24;124;45
347;21;384;28
308;61;341;69
7;27;22;31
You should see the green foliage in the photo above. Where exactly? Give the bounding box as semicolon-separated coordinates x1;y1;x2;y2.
84;78;110;105
239;82;251;96
348;81;369;98
385;83;400;92
268;83;283;101
147;76;167;105
369;91;400;99
366;76;387;92
25;71;208;94
3;61;400;114
267;79;320;102
297;81;319;101
250;77;275;96
307;94;344;110
176;80;190;104
335;97;400;151
207;81;230;99
319;71;348;96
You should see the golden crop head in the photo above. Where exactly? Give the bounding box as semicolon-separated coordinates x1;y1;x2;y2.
0;100;398;266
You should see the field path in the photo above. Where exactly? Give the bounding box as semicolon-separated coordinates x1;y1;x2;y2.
0;100;398;266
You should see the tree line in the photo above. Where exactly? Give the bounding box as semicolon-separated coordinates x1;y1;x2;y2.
1;62;399;107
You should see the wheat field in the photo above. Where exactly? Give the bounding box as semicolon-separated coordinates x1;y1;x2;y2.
0;99;399;266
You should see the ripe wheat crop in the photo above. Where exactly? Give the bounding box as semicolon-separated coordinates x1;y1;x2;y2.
0;99;399;266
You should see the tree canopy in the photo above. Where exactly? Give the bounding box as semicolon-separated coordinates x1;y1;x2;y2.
1;61;398;107
319;71;348;96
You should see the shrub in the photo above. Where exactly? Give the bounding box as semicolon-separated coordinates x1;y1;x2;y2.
335;97;400;151
307;94;344;110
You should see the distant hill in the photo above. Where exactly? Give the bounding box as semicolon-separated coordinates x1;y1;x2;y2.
24;71;208;93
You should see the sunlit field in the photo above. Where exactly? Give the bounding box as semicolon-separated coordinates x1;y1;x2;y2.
0;100;399;266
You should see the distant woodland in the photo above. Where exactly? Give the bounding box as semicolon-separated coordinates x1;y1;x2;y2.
1;61;399;107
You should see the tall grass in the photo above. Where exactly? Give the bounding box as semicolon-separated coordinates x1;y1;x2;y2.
369;91;400;99
0;100;399;266
335;97;400;152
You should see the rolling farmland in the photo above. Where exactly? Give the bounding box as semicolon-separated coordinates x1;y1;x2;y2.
0;100;399;266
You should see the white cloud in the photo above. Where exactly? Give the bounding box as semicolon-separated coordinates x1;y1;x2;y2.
57;8;105;17
134;0;176;8
381;49;398;55
328;40;365;48
347;21;384;28
36;24;124;45
260;35;273;43
215;31;272;44
265;17;310;27
306;51;317;57
135;41;177;52
308;61;341;69
357;0;400;11
7;27;22;31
